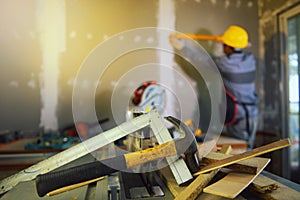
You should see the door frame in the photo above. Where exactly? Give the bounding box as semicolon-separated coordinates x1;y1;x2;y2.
278;3;300;179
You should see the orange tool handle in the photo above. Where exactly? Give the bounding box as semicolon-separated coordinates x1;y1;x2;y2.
170;33;222;42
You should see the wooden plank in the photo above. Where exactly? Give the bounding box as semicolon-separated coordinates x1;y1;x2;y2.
157;140;218;197
248;174;300;199
175;170;219;200
198;193;246;200
158;166;183;197
203;152;258;174
46;176;104;196
203;157;270;199
217;136;248;152
218;144;232;154
250;174;279;193
194;138;291;175
158;166;246;200
173;146;232;200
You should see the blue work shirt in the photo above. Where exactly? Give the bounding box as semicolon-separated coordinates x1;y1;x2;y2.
214;52;259;118
173;39;258;120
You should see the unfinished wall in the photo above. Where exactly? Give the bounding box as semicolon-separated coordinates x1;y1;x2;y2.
0;1;41;132
0;0;259;135
58;0;159;131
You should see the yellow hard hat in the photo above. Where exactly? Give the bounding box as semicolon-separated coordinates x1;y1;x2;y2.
221;25;248;48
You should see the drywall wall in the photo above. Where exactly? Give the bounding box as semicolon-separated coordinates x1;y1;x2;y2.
0;0;259;134
0;1;41;132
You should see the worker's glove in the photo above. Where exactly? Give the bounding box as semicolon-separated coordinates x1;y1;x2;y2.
169;35;185;50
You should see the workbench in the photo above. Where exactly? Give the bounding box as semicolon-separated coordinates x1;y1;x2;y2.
216;136;248;154
1;151;300;200
0;138;60;180
0;153;175;200
1;134;300;199
0;136;246;172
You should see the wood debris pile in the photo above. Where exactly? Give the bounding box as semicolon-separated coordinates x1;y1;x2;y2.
160;138;300;199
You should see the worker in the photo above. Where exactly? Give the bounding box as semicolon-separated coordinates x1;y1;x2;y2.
169;25;259;149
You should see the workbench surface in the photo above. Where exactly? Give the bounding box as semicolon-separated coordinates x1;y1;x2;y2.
1;153;300;200
1;136;300;199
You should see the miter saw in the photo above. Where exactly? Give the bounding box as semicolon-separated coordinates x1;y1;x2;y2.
127;80;166;148
129;80;165;115
124;81;170;198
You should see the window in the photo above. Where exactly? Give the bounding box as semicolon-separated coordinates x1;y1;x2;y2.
287;16;300;168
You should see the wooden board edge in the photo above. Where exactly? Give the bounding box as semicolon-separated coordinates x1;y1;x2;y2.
203;157;271;199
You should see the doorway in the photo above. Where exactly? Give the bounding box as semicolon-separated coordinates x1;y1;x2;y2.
279;4;300;183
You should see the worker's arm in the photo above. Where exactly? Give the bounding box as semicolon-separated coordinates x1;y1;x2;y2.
169;33;218;73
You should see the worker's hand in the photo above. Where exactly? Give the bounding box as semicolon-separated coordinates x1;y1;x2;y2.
169;34;185;50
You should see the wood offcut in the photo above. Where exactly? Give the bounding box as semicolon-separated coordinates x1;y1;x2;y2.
203;152;258;174
248;174;300;199
174;145;232;200
194;138;291;175
203;157;270;199
46;176;104;196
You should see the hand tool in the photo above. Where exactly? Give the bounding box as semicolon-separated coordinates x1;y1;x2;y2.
0;110;168;195
165;116;200;174
35;116;200;197
173;145;232;200
150;114;196;185
169;33;222;42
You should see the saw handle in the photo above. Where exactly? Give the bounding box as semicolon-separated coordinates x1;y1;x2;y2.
36;160;118;197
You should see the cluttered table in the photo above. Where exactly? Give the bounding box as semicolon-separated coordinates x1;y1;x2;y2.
0;135;246;177
0;137;69;176
0;135;300;199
